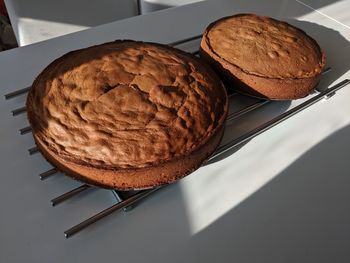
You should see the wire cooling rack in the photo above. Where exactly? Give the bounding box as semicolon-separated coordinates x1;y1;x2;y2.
5;34;350;238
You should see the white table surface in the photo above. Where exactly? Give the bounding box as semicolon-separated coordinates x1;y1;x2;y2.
1;0;350;262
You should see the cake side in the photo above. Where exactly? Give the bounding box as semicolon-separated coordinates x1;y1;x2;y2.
199;44;321;99
33;124;225;190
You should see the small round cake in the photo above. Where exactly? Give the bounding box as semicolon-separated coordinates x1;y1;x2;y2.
200;14;326;100
26;40;228;190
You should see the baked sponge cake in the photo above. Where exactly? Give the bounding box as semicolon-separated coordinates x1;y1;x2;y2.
200;14;326;100
26;40;228;190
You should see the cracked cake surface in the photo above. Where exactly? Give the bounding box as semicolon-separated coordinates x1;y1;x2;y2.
26;40;228;189
200;14;326;100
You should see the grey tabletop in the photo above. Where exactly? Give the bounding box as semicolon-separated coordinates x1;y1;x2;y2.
1;0;350;262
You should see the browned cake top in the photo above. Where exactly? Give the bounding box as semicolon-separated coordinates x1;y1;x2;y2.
27;41;227;170
205;14;325;79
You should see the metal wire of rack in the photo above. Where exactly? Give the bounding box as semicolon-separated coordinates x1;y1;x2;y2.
4;34;350;238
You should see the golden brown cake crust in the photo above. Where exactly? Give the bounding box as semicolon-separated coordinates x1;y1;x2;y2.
200;14;326;100
27;40;228;189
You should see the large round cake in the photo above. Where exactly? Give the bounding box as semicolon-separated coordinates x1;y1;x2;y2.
26;40;228;190
200;14;326;100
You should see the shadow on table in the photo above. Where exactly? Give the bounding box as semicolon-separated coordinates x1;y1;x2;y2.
175;123;350;262
207;99;292;165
